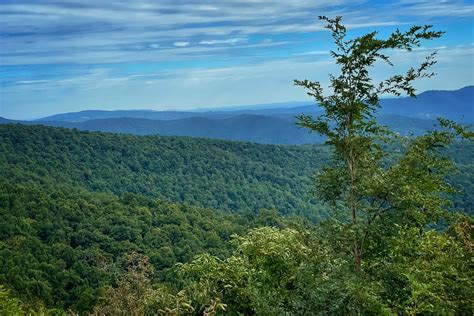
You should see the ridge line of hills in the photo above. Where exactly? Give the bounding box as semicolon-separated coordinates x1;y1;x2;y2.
1;86;472;145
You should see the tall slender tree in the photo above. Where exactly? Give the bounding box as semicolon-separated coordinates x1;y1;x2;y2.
295;16;471;270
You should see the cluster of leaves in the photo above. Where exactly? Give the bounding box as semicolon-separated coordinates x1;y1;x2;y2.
177;227;332;314
175;222;473;314
0;285;23;315
294;16;472;271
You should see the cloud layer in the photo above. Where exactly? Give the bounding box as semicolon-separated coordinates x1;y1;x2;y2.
2;0;472;65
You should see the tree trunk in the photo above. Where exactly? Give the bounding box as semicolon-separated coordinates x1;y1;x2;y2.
348;150;361;271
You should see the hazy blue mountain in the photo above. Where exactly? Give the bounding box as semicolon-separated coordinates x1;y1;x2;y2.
37;109;202;122
192;101;313;112
37;101;316;122
1;86;470;144
379;86;474;122
12;114;436;145
35;86;472;123
37;115;322;144
36;105;321;123
0;117;15;124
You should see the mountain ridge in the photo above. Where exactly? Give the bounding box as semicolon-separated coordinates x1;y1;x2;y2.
1;86;472;144
32;86;473;123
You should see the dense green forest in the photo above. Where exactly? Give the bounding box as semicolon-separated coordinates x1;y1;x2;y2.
0;123;473;314
0;124;315;313
0;124;331;218
0;180;295;312
1;124;472;217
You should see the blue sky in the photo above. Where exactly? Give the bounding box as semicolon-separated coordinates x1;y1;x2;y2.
0;0;473;119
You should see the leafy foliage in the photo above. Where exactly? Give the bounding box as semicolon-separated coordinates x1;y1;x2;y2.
178;227;329;314
0;285;23;315
177;224;473;314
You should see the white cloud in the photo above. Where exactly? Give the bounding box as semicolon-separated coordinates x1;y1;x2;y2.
15;80;50;84
199;38;247;45
173;41;190;47
394;0;474;17
294;50;329;56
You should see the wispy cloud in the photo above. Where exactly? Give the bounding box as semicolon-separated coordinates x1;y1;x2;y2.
293;50;329;56
199;38;248;45
4;43;473;120
1;0;473;119
3;0;469;65
173;41;190;47
394;0;474;17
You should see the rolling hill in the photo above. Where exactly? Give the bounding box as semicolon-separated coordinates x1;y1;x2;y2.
0;124;328;217
1;86;472;144
1;124;472;313
1;124;472;216
35;86;473;122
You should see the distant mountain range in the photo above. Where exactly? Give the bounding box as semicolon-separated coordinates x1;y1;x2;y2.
1;86;472;144
379;86;473;121
35;104;318;123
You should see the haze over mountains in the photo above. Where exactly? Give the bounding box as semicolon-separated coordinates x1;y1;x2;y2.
1;86;472;144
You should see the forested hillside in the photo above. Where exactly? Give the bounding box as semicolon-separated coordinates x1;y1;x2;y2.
0;124;319;313
1;124;472;216
0;124;331;218
1;124;472;314
0;182;249;312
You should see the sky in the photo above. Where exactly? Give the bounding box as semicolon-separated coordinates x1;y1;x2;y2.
0;0;473;120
